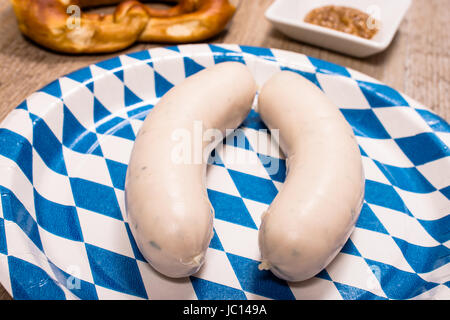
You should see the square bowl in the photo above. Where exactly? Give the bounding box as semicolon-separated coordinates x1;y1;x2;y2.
265;0;412;57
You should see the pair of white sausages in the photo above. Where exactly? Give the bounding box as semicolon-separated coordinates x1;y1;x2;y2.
125;61;365;281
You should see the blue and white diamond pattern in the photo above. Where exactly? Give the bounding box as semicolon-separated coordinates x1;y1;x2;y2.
0;44;449;300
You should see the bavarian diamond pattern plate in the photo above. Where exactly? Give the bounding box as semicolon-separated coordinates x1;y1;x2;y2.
0;44;449;300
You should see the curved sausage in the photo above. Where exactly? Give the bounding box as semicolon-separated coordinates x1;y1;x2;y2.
125;62;257;278
257;71;365;281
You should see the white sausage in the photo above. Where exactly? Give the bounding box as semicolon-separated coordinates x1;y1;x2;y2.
257;71;365;281
125;62;257;278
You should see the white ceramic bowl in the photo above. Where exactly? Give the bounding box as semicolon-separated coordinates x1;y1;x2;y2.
265;0;412;57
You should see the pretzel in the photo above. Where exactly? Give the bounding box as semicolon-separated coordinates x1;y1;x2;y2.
10;0;237;53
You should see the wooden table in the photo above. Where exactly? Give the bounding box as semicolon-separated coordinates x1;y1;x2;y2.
0;0;448;300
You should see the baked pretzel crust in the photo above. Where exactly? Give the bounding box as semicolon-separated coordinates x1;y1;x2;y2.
10;0;236;53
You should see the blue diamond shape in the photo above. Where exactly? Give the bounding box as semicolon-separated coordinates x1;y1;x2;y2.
154;71;174;98
85;243;147;299
241;110;267;130
415;109;450;133
114;70;124;82
416;214;450;244
30;113;68;175
364;180;411;216
48;260;98;300
440;185;450;200
340;238;362;257
281;66;322;89
357;81;409;108
124;223;146;262
240;45;275;59
184;56;205;78
392;237;450;273
226;253;295;300
17;100;28;110
0;218;7;255
63;105;103;157
66;67;93;84
105;159;127;190
127;50;151;61
124;86;143;107
209;44;246;64
316;269;332;281
127;104;153;120
340;109;390;139
70;178;122;220
190;277;246;300
207;189;257;230
0;128;33;183
96;57;122;71
334;282;387;300
308;56;351;77
356;203;389;235
209;228;224;251
395;132;449;166
0;186;43;251
34;189;83;242
373;160;435;193
227;169;278;205
8;256;65;300
365;259;438;299
165;46;180;52
40;80;62;99
257;153;286;183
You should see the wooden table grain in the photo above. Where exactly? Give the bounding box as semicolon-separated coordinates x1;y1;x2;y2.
0;0;448;300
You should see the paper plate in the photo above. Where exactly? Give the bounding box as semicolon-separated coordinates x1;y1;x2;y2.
0;44;449;300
